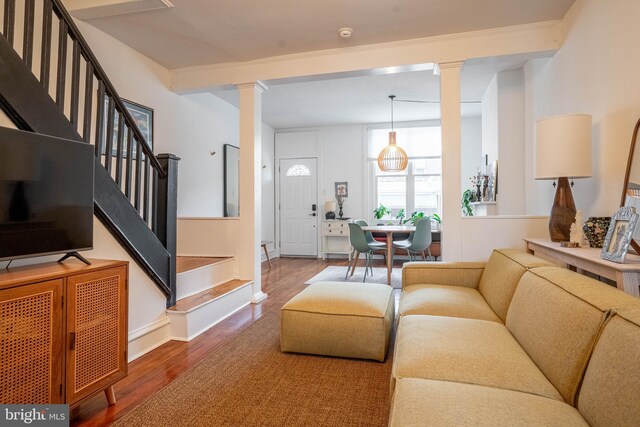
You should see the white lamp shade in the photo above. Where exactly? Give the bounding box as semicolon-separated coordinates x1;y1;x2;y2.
535;114;592;180
324;201;336;212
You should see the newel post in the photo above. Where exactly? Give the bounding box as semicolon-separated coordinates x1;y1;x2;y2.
156;153;180;307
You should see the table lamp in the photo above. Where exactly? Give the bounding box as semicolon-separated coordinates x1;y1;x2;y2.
535;114;592;242
324;201;336;220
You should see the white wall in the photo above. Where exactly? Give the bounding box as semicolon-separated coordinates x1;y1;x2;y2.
261;123;276;255
75;21;244;218
461;116;483;193
496;69;526;215
481;75;499;165
524;0;640;218
480;69;526;215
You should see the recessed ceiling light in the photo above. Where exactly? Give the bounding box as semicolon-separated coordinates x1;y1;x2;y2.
338;27;353;38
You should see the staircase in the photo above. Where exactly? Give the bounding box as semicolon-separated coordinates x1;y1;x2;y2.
0;0;177;305
167;256;252;341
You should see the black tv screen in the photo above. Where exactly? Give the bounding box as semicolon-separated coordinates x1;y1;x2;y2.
0;127;94;261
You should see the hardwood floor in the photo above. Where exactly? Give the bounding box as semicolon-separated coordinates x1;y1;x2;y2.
71;256;397;426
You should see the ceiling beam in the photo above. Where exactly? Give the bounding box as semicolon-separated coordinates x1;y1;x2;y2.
63;0;173;20
171;20;562;94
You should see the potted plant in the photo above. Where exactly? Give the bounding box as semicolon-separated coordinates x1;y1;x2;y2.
373;204;391;223
462;189;474;216
396;208;406;224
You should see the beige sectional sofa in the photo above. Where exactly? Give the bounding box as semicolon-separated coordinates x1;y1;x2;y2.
389;249;640;426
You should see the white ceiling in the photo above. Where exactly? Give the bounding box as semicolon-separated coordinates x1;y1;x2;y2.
71;0;575;69
213;52;550;129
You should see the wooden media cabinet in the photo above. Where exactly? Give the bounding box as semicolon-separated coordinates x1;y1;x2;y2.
0;259;128;406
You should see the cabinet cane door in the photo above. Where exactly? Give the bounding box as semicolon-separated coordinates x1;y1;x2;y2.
65;266;128;404
0;280;64;404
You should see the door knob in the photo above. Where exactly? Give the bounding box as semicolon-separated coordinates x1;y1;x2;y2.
309;213;317;216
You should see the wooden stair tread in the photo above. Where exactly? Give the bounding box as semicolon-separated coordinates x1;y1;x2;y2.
176;256;231;274
168;280;251;312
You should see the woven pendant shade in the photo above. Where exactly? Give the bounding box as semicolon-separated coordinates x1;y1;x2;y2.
377;131;408;171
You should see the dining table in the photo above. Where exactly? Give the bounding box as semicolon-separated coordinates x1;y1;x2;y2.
361;225;416;286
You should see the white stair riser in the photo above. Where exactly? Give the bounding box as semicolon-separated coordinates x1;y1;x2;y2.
176;260;235;300
167;284;252;342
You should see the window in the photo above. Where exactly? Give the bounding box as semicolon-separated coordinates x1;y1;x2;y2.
285;164;311;177
368;126;442;224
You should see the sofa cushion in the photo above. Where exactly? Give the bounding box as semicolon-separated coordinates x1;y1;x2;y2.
577;309;640;427
506;267;640;404
402;262;486;289
400;284;501;322
389;378;587;427
478;249;550;322
391;314;562;400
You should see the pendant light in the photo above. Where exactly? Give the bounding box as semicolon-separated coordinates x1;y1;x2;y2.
377;95;408;172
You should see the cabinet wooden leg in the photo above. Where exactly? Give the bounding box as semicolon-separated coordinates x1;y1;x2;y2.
105;386;117;405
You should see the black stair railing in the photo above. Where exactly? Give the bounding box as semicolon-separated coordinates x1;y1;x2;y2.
0;0;178;305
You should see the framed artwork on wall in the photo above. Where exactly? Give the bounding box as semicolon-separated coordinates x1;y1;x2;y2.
335;181;348;198
224;144;240;217
102;98;154;159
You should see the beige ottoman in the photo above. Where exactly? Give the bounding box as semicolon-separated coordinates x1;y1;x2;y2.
280;281;395;362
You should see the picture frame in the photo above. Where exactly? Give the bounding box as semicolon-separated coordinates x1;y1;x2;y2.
224;144;240;217
335;181;348;198
102;98;154;159
601;206;639;263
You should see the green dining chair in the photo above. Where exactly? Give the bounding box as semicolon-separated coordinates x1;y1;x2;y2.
392;217;433;261
346;223;384;282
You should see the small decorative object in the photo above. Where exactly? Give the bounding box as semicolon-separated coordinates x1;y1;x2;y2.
582;217;611;248
324;201;336;220
561;241;580;248
567;210;584;246
335;181;348;198
487;160;498;202
601;206;639;263
336;196;345;219
481;175;490;201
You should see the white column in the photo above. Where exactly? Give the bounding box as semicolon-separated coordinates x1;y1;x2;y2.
439;61;464;261
236;81;268;303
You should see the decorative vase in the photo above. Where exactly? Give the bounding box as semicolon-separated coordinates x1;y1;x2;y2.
582;217;611;248
475;185;482;201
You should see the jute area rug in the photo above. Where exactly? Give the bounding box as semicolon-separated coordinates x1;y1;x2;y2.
115;313;393;427
305;266;403;289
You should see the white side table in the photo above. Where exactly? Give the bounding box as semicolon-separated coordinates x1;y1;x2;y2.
321;220;352;260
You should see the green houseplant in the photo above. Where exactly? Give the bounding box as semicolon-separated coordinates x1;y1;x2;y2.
373;204;391;220
462;190;474;216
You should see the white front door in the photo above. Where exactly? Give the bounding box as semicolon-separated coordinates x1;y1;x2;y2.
279;158;318;256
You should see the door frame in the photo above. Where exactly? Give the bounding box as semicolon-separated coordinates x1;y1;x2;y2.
276;156;319;257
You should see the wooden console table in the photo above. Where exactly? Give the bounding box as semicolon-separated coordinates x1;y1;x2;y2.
524;238;640;297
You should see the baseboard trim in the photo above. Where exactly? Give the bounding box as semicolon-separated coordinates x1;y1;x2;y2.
128;317;172;362
169;301;251;342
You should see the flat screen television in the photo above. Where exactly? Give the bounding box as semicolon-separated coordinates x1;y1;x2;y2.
0;127;94;261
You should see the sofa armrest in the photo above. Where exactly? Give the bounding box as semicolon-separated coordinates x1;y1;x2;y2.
401;262;486;289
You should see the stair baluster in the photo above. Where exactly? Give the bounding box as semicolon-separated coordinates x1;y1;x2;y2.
0;0;178;305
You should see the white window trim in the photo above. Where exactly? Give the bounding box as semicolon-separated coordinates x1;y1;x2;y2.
363;121;442;225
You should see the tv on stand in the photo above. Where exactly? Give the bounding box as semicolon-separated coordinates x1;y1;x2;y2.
0;127;94;265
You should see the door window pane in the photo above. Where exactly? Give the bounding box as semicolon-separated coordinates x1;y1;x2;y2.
286;164;311;177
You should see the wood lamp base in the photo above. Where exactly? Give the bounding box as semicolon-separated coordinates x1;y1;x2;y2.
549;177;577;242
